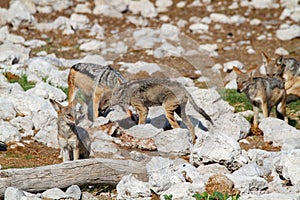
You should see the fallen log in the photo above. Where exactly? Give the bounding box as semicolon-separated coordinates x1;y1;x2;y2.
0;157;148;197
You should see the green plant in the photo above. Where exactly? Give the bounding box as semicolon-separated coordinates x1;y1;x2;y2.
5;73;36;91
164;194;173;200
193;191;240;200
220;89;252;112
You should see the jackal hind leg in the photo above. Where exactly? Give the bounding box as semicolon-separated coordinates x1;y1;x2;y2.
163;101;180;129
276;95;288;123
132;101;148;124
179;103;196;143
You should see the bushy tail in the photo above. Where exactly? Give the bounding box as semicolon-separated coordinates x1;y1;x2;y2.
186;92;213;124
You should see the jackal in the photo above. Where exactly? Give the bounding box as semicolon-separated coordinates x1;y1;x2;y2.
275;56;300;98
68;63;126;121
233;66;288;128
50;99;89;162
261;53;300;100
108;78;213;143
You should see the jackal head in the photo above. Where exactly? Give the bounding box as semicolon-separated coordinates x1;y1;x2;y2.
261;52;276;77
50;99;76;126
232;66;257;93
98;89;113;115
275;55;290;76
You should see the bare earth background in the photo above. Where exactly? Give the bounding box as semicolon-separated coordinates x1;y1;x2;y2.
0;0;299;198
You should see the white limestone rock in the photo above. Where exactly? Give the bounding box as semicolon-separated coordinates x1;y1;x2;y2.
259;118;300;147
0;43;30;65
154;128;191;155
8;0;35;27
226;174;268;194
276;24;300;41
4;187;26;200
79;40;106;52
146;157;186;194
0;121;21;143
119;61;162;75
26;82;67;102
223;60;244;72
129;0;157;18
42;188;67;199
191;131;248;171
0;98;16;120
280;150;300;187
10;116;34;137
65;185;82;200
117;174;152;200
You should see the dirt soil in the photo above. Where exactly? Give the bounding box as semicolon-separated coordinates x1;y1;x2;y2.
0;0;299;198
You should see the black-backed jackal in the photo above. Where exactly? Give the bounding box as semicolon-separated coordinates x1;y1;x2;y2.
233;66;288;128
262;53;300;100
68;63;126;121
275;56;300;99
50;99;89;162
108;78;213;143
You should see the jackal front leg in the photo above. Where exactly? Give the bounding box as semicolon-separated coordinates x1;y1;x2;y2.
92;89;102;121
252;106;259;128
261;101;270;118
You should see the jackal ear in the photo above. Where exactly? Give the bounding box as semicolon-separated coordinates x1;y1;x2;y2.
261;52;270;64
232;66;242;74
49;99;62;112
248;65;258;78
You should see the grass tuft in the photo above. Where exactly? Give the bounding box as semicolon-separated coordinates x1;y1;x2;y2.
4;72;36;91
220;89;252;112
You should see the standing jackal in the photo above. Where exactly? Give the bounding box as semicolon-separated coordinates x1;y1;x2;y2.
261;53;300;100
68;63;126;121
50;99;90;162
109;78;213;143
275;56;300;98
233;67;288;128
50;99;79;162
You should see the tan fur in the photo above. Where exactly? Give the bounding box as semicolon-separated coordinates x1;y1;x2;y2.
262;53;300;99
109;78;213;143
233;67;288;128
50;99;80;162
68;63;126;121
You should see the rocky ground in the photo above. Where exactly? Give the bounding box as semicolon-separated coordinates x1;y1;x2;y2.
0;0;300;199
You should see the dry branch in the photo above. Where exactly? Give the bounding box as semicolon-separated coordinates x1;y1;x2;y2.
0;158;148;197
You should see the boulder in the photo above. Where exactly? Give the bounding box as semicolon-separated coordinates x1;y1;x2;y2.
0;98;16;120
117;174;151;200
259;118;300;147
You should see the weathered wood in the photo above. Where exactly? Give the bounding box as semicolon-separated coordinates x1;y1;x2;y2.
0;158;148;197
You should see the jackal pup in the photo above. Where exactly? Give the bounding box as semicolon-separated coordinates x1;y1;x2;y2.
68;63;126;121
233;67;288;128
109;78;213;143
50;99;88;162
